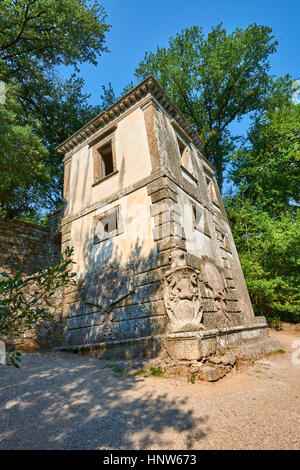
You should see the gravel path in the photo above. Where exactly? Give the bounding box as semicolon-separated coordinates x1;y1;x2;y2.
0;330;299;450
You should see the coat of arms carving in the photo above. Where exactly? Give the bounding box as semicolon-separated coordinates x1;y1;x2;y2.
163;250;204;332
163;250;234;332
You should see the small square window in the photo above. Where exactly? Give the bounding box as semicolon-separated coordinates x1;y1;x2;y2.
206;178;218;204
177;137;186;157
93;206;122;244
192;204;201;229
222;233;232;253
177;136;189;169
191;203;211;237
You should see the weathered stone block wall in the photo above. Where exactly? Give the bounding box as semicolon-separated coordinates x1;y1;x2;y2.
0;218;60;275
0;216;63;351
62;250;171;355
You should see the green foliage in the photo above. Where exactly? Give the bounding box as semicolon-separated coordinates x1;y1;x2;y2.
6;348;21;368
226;201;300;322
147;366;164;377
232;102;300;215
99;82;116;109
0;206;6;219
103;364;146;378
0;85;50;218
0;0;109;78
226;78;300;322
0;246;76;339
103;364;126;376
0;0;109;219
134;23;287;190
190;372;196;384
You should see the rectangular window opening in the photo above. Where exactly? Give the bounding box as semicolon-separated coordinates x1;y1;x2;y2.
176;134;197;183
192;203;202;230
191;202;211;237
92;136;117;185
206;177;217;203
93;207;119;244
100;210;118;236
192;204;198;228
177;137;189;167
177;137;186;158
100;143;114;178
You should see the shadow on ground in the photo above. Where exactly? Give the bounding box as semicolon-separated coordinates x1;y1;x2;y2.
0;352;208;450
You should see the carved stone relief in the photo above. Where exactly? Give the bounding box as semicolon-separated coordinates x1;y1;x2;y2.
83;265;134;313
164;249;204;333
163;250;234;332
200;259;233;328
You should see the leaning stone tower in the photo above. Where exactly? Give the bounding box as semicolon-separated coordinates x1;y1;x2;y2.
57;76;278;364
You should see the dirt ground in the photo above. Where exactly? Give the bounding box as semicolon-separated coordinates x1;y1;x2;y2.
0;328;299;450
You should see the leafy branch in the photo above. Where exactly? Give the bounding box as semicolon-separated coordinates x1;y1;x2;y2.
0;246;76;366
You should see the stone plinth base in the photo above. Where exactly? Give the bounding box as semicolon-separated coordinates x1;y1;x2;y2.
57;319;280;365
57;335;163;360
164;320;276;361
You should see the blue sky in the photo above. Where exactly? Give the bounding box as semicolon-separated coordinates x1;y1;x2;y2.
74;0;299;104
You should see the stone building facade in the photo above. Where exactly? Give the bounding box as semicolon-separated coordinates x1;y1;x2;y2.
57;76;278;361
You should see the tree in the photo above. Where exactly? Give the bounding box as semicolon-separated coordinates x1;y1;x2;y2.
225;94;300;322
0;0;109;81
0;246;76;366
99;82;116;109
232;101;300;216
226;201;299;323
133;24;291;191
0;0;110;219
0;84;50;218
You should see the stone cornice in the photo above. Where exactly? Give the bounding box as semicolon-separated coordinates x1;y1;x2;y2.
56;76;204;155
